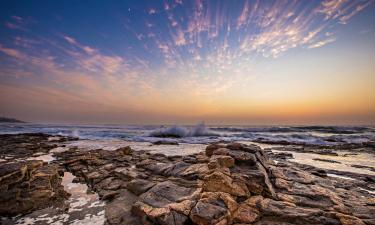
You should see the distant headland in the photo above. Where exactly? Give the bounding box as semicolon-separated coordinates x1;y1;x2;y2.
0;117;26;123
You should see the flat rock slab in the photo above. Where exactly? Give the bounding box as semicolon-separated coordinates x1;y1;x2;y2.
140;181;199;208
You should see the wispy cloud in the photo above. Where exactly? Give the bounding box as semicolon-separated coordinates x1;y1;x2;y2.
4;15;34;31
0;44;26;59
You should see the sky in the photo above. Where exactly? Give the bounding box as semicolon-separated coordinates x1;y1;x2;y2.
0;0;374;125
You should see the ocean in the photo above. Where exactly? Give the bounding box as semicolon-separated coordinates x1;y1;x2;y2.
0;123;374;147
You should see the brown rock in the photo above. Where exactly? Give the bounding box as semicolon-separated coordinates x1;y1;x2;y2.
117;146;133;155
335;213;366;225
106;189;140;225
0;161;68;216
233;203;259;223
190;200;229;225
228;150;257;165
212;148;230;156
126;179;156;196
203;171;249;197
210;155;235;168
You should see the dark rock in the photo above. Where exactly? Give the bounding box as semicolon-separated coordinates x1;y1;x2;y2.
152;140;179;145
102;190;120;201
139;181;199;208
105;189;140;225
190;200;228;225
313;158;341;164
126;179;156;196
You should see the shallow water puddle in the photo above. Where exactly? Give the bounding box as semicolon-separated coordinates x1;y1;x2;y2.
272;149;375;176
26;153;56;163
10;172;105;225
65;139;206;156
327;173;356;180
359;187;375;195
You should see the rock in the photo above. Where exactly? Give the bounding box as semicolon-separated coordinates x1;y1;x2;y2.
212;147;230;156
113;167;138;180
227;142;261;153
226;142;245;151
152;140;179;145
228;150;257;165
131;181;200;224
200;192;238;214
139;181;199;208
235;163;275;197
105;189;140;225
259;198;340;224
0;162;28;185
203;171;249;197
116;146;133;155
0;161;68;216
310;169;327;177
177;163;209;179
168;199;196;215
367;198;375;206
210;155;235;168
102;190;120;201
6;135;372;225
126;179;156;196
273;152;294;160
96;177;123;191
233;202;259;223
335;213;366;225
205;144;226;157
190;199;229;225
182;156;197;163
312;158;341;164
132;201;189;225
86;171;102;180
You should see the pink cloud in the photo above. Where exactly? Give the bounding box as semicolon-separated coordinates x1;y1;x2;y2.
0;45;26;59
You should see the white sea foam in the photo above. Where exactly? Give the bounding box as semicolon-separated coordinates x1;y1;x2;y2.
150;123;219;138
71;129;80;138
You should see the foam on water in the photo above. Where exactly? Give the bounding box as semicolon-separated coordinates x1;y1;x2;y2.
26;153;55;163
150;123;219;138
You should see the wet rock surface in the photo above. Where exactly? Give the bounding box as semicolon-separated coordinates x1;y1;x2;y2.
1;133;374;225
0;133;76;161
0;160;69;216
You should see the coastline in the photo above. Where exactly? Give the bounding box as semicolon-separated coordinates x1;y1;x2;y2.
0;133;374;225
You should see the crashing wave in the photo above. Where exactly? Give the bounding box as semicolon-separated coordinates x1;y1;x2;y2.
150;123;219;138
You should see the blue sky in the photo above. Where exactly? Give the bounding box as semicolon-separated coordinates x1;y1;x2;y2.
0;0;374;124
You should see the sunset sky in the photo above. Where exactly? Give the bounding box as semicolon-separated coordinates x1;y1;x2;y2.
0;0;374;125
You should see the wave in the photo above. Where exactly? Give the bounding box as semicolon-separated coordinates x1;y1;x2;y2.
149;123;219;138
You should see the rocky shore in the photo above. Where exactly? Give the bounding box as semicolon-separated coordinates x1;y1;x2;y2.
0;133;374;225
